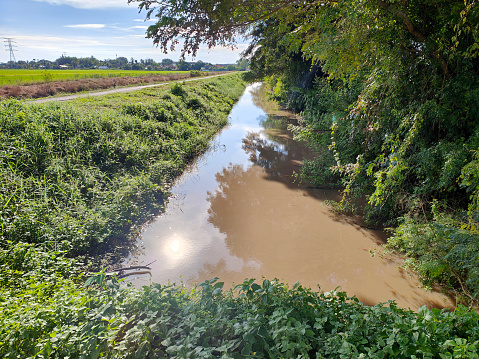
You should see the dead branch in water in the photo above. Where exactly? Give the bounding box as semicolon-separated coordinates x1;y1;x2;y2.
112;265;151;272
118;270;152;279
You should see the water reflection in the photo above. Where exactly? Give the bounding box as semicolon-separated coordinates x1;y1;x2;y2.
242;130;309;187
204;161;453;309
123;83;454;311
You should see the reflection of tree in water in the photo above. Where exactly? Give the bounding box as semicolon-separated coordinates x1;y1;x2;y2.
242;124;313;187
250;84;296;124
258;114;290;131
205;162;339;268
206;163;296;260
251;83;270;109
206;164;253;232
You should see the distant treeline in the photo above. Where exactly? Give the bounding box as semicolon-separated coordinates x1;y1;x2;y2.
0;56;249;72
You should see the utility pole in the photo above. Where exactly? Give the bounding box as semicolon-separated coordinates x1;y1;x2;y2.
4;38;17;63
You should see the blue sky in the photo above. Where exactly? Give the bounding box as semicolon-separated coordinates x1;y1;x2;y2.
0;0;246;64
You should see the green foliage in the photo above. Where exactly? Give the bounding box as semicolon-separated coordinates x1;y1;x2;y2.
387;205;479;300
189;70;203;77
2;276;479;358
170;82;186;97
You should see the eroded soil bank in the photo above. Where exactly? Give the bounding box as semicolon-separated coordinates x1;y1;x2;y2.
124;83;454;311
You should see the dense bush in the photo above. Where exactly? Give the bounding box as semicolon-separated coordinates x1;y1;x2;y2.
2;275;479;358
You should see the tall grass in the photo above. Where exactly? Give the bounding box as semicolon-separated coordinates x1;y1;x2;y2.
0;74;246;260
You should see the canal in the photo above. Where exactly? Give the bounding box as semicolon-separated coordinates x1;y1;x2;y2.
123;83;454;311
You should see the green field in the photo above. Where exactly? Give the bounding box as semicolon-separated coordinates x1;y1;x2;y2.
0;69;188;86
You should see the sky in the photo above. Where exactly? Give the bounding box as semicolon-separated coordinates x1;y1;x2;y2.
0;0;247;64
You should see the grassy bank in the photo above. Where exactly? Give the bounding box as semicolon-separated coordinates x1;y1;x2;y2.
0;73;246;261
0;73;249;357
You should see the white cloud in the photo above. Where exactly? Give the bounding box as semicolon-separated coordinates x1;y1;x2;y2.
14;34;107;51
33;0;131;9
124;34;148;38
65;24;106;29
109;24;149;33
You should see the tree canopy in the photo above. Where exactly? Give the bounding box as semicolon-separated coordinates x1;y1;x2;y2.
130;0;478;71
128;0;325;57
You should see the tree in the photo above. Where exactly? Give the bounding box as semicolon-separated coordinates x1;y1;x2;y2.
191;60;204;70
129;0;478;78
127;0;322;58
161;58;174;66
176;60;191;71
236;58;249;71
117;57;129;67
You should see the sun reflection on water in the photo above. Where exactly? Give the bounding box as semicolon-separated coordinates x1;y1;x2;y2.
169;239;180;253
164;234;190;267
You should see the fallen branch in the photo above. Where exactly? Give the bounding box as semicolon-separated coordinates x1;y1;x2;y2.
118;270;152;279
112;265;151;272
145;259;158;267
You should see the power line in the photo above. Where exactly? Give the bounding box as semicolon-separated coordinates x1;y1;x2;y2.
4;38;17;63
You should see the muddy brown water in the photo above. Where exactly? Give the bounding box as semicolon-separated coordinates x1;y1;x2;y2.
123;83;454;311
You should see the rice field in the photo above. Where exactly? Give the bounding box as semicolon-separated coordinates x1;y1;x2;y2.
0;69;187;86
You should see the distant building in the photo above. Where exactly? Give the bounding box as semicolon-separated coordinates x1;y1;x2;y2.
59;65;69;69
98;66;108;69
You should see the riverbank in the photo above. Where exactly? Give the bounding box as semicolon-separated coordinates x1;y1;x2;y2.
1;78;479;358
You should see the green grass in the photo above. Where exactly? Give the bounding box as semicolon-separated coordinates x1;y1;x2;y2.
0;69;188;86
0;74;246;259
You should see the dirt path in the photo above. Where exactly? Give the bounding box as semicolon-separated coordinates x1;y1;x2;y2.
28;73;235;104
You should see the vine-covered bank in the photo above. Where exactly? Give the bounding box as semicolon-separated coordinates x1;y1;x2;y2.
3;274;479;358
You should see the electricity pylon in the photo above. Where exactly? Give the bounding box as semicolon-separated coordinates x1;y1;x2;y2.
4;38;17;63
